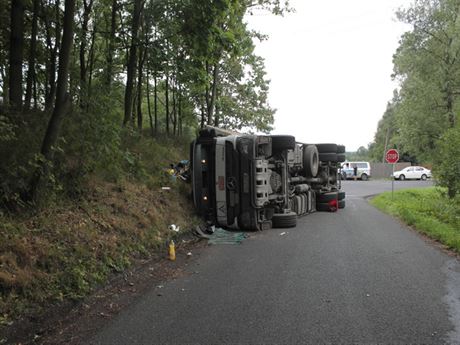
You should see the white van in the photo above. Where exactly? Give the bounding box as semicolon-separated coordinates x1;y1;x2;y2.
341;161;371;181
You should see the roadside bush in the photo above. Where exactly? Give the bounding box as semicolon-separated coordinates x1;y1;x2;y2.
433;127;460;198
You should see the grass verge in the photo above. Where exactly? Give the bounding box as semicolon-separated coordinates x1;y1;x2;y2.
370;187;460;253
0;134;200;332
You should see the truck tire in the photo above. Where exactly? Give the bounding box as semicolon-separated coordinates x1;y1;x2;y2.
316;191;338;203
337;145;345;153
316;202;337;212
318;152;338;162
272;212;297;228
316;143;338;153
271;135;296;151
337;153;346;162
303;144;319;177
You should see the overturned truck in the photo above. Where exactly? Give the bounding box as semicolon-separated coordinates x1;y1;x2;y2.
190;127;346;230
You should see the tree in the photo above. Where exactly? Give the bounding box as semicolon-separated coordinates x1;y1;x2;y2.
123;0;143;126
8;0;24;109
434;126;460;198
28;0;76;200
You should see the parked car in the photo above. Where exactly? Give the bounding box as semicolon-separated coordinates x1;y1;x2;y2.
190;126;346;230
392;166;432;180
340;161;371;181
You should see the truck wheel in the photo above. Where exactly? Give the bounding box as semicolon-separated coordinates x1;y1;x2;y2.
338;199;345;209
337;145;345;153
272;212;297;228
337;153;346;162
318;153;338;162
315;143;338;153
303;144;319;177
316;202;338;212
271;135;296;151
316;191;338;203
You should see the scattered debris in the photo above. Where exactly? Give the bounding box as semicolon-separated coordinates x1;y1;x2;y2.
161;186;171;190
168;224;180;232
207;228;247;245
186;252;192;257
279;232;287;236
156;285;164;289
192;225;246;244
366;294;370;297
99;312;110;318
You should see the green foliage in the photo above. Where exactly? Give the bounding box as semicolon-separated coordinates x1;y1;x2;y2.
369;0;460;164
371;187;460;252
345;147;370;161
433;126;460;198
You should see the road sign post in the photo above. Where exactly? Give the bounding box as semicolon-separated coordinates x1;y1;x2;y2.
385;149;399;199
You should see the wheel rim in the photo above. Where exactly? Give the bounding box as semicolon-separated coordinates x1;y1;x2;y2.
421;174;427;180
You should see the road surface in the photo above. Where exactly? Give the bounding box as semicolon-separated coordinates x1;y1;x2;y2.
90;180;460;344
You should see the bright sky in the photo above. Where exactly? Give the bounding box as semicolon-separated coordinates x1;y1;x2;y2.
246;0;411;151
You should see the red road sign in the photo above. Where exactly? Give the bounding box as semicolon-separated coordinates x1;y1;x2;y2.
385;149;399;164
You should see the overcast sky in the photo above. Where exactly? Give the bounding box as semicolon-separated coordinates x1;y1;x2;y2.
246;0;411;151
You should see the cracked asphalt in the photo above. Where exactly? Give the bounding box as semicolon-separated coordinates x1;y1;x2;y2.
89;179;460;344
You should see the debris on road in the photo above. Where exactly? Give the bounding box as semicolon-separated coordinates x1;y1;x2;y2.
279;232;287;236
207;228;247;245
192;225;246;244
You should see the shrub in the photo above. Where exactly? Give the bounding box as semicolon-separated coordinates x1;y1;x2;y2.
434;127;460;198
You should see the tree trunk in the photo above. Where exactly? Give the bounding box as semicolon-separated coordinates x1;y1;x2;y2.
8;0;25;109
44;0;60;110
382;127;390;163
0;66;8;104
165;72;169;134
200;97;205;129
24;0;39;110
137;44;145;132
146;65;154;137
208;62;219;124
214;86;220;127
172;78;177;135
123;0;142;126
28;0;76;200
178;85;182;136
79;0;93;110
106;0;117;86
87;24;97;110
154;73;158;134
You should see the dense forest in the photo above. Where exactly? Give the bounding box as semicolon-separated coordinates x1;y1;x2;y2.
0;0;290;208
368;0;460;197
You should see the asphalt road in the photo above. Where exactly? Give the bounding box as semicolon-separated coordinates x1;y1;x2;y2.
90;180;460;344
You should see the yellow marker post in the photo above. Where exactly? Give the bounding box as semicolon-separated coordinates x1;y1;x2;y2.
168;240;176;261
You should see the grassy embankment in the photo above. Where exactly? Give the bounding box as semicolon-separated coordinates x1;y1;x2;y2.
0;135;200;327
371;187;460;253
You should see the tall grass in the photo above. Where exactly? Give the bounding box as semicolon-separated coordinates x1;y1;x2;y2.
371;187;460;253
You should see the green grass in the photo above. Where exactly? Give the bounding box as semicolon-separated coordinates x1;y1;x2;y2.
371;187;460;253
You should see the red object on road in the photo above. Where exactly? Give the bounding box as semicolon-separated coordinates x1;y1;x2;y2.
385;149;399;164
